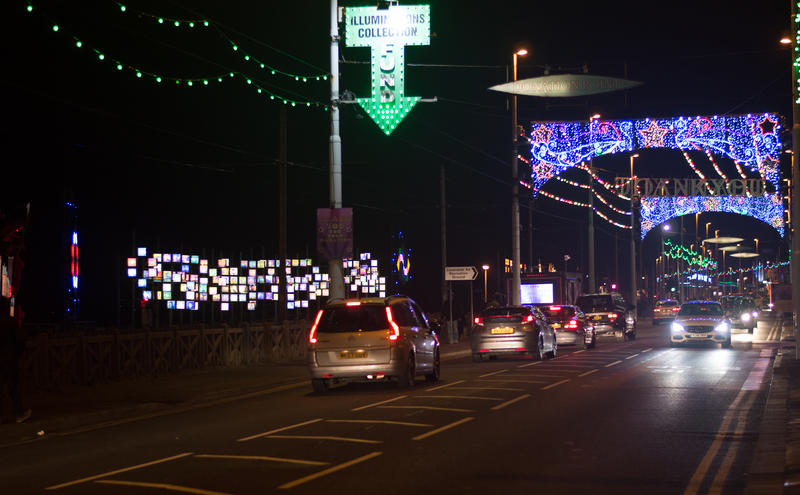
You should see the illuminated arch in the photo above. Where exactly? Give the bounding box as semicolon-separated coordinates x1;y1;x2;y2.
528;113;785;238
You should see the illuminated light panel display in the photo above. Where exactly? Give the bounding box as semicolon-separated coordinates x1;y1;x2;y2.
528;114;782;195
640;194;785;239
127;251;386;311
345;4;430;135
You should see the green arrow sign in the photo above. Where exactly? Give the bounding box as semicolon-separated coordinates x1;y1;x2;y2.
345;4;430;135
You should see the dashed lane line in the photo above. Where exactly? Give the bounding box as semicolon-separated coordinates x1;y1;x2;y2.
46;452;195;490
604;360;623;368
350;395;408;412
195;454;329;466
425;380;465;392
517;361;543;368
577;369;599;377
625;353;640;360
449;386;525;391
379;405;473;413
278;452;383;490
325;419;432;427
642;348;653;353
541;379;570;390
476;378;549;384
415;395;503;401
95;479;230;495
479;369;509;378
490;394;531;411
411;417;475;441
238;418;324;442
264;435;381;445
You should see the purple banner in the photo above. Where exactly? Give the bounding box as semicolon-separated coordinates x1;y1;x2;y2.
317;208;353;260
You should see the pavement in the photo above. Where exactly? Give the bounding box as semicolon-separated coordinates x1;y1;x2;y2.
5;321;800;493
0;338;472;448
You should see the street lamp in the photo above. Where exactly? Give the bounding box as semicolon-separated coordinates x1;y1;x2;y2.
661;224;671;298
705;222;712;239
629;153;639;314
482;264;490;303
510;47;527;306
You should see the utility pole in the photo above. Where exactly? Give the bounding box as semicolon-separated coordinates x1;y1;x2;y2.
792;0;800;357
328;0;345;300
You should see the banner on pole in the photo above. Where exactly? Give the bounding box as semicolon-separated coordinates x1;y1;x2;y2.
317;208;353;260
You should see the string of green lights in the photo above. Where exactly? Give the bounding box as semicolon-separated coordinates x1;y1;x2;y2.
663;239;717;269
23;2;328;109
108;1;330;82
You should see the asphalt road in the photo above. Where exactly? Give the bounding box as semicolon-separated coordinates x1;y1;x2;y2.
0;318;783;494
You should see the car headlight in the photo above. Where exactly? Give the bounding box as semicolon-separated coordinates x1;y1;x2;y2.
671;322;685;333
741;313;751;322
714;322;730;333
752;311;759;318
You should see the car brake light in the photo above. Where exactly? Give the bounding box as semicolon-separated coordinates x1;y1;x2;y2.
525;315;534;323
608;313;618;320
346;301;361;306
385;307;400;341
565;319;578;329
474;316;483;326
549;306;561;311
309;309;324;344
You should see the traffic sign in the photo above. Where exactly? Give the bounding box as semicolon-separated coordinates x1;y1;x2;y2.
445;266;478;281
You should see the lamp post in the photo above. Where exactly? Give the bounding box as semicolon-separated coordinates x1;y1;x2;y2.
587;113;601;294
705;222;712;239
482;264;490;304
629;153;639;314
661;224;671;298
791;1;800;357
510;48;527;306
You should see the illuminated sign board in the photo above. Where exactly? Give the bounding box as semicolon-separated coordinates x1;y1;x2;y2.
345;4;430;135
521;283;554;305
615;178;770;197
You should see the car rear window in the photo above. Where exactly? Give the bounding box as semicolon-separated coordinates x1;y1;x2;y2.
316;305;388;333
678;304;723;317
539;306;576;318
482;307;531;317
575;296;612;313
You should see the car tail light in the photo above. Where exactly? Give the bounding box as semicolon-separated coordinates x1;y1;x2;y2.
654;308;661;313
309;309;324;344
608;313;618;320
385;307;400;341
565;319;579;330
525;315;534;323
346;301;361;306
549;306;561;311
474;316;484;326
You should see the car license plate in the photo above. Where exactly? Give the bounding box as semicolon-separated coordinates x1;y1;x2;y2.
593;315;602;320
491;327;514;334
339;351;368;359
690;333;708;338
552;323;561;329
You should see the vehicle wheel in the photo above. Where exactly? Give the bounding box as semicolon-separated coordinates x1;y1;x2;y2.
722;338;732;348
627;331;636;341
533;337;545;361
425;350;440;382
397;354;416;388
311;379;329;393
588;333;597;349
472;353;484;363
546;339;557;359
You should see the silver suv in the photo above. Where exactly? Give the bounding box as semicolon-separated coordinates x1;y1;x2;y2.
307;296;440;392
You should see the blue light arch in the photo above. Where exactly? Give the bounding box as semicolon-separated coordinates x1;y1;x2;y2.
528;113;785;238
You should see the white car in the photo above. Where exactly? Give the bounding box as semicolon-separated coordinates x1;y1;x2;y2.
670;301;731;348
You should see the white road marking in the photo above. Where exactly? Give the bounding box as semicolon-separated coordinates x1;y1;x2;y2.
380;405;473;412
416;395;503;401
625;353;640;360
517;361;543;368
490;393;531;411
195;454;328;466
450;386;525;391
265;435;381;444
278;452;383;490
95;480;230;495
350;395;408;412
476;378;548;384
412;417;475;441
46;452;194;490
577;369;599;377
326;419;431;427
541;379;570;390
604;360;623;368
642;348;653;353
425;380;465;392
479;369;508;378
238;418;324;442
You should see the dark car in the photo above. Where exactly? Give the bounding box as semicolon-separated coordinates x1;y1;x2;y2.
720;295;759;333
537;304;596;349
575;292;636;341
471;306;556;361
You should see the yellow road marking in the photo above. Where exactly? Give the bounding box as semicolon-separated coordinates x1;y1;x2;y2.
46;452;194;490
95;479;230;495
325;419;432;427
350;395;408;412
541;379;570;390
425;380;465;392
411;417;475;441
479;369;508;378
491;393;531;411
195;454;328;466
708;394;758;494
379;405;473;412
265;435;381;444
578;369;599;377
238;418;323;442
278;452;382;490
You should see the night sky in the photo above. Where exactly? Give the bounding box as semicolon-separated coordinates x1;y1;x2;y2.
1;0;793;324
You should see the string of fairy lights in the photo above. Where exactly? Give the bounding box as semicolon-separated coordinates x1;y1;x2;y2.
663;239;717;270
657;260;789;281
23;2;329;109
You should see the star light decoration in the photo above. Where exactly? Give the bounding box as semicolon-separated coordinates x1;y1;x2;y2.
639;194;784;239
528;113;783;196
